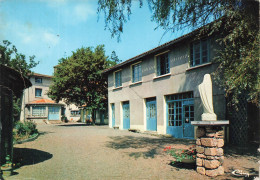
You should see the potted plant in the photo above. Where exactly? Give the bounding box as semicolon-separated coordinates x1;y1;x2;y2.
164;145;196;164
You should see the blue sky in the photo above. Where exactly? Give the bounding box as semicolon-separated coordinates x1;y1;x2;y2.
0;0;190;75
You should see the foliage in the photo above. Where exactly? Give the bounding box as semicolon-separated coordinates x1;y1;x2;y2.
13;121;38;141
164;145;196;164
98;0;259;106
48;45;119;123
0;40;38;78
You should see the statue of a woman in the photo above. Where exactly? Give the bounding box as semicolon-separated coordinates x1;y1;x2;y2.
198;74;217;121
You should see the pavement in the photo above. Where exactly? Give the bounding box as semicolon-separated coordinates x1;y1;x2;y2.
6;123;259;180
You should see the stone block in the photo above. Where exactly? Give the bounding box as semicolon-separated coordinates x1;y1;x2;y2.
196;127;206;138
205;160;220;169
205;169;219;177
206;166;225;176
196;139;201;145
216;130;224;138
206;156;215;160
216;148;224;156
196;146;204;154
205;148;217;156
206;132;216;137
217;139;224;148
217;166;225;175
205;127;217;133
197;153;206;158
197;167;206;175
196;158;204;166
201;138;217;147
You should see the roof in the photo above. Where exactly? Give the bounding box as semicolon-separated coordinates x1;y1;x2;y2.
27;98;63;105
103;27;201;74
30;73;53;78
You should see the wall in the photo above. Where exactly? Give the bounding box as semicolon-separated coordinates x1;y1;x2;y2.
107;38;226;135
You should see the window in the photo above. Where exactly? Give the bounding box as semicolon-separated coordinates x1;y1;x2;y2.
115;70;122;88
35;77;42;83
35;88;42;97
156;53;169;76
190;39;209;66
32;106;46;117
71;110;80;116
132;63;142;83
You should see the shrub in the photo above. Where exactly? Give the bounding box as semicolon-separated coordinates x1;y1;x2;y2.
13;121;38;138
164;145;196;164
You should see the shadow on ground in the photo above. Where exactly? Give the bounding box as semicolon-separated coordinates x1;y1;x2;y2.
58;123;108;127
106;135;195;159
224;144;259;157
169;162;196;171
13;148;53;167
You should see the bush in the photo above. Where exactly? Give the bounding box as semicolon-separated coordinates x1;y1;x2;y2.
13;121;38;138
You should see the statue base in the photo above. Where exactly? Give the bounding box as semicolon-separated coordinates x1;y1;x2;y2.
201;113;217;121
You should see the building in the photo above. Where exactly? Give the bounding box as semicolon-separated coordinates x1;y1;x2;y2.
20;73;81;123
103;30;226;139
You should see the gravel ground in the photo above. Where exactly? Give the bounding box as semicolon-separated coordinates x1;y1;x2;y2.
6;123;259;180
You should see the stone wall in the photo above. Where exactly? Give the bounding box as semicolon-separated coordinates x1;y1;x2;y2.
196;126;225;177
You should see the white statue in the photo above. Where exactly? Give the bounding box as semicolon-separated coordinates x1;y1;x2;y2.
198;74;217;121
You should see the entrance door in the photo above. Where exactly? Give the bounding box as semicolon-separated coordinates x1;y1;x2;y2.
146;98;157;131
111;103;115;127
48;106;60;120
166;92;194;139
123;102;130;129
183;101;194;138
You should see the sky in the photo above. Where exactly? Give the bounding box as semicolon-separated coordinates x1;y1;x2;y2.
0;0;190;76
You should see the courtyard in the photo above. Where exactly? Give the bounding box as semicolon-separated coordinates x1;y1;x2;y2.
8;123;259;180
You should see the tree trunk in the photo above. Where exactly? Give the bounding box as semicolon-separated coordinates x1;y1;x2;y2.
91;110;96;125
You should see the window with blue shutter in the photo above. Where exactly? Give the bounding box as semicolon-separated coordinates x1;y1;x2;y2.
156;53;169;76
115;71;122;87
190;39;209;67
132;63;142;83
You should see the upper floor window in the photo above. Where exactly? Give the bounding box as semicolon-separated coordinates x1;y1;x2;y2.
156;53;169;76
190;39;209;67
114;70;122;88
35;88;42;97
35;77;42;83
132;63;142;83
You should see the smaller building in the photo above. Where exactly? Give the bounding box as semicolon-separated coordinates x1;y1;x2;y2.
20;73;80;123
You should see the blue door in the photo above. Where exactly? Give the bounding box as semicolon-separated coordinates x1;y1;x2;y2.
183;101;194;138
48;106;60;120
146;98;157;131
166;92;194;139
123;102;130;129
111;104;115;127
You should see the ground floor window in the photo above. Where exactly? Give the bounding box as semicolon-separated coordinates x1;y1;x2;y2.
71;110;80;116
32;106;46;117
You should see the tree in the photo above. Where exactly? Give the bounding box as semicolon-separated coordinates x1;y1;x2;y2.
0;40;39;120
48;45;118;124
97;0;259;106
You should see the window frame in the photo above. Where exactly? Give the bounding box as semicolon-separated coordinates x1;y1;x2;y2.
114;69;122;88
155;51;170;77
190;39;210;67
35;77;42;83
35;88;42;97
131;61;142;83
32;106;46;117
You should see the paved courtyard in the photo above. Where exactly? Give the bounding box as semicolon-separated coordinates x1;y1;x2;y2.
8;123;258;180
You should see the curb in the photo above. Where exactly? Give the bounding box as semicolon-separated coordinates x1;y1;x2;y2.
14;133;39;145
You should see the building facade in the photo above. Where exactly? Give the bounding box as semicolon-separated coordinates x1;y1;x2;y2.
104;32;226;139
20;73;81;123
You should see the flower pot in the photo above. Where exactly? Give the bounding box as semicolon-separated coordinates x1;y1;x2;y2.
181;159;195;163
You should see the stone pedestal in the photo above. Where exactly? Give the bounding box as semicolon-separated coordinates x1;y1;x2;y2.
191;121;229;177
